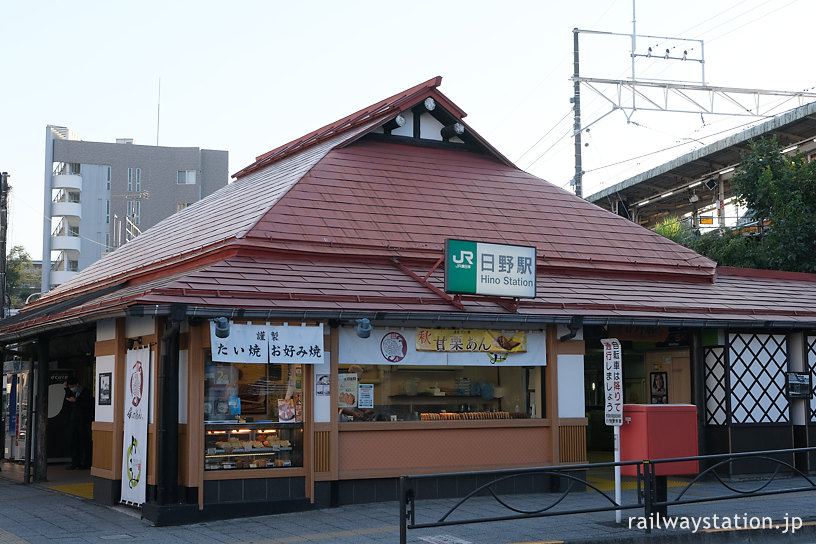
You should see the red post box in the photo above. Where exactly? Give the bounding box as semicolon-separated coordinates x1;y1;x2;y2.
620;404;699;476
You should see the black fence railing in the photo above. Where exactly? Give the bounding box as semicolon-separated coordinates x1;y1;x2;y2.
398;446;816;544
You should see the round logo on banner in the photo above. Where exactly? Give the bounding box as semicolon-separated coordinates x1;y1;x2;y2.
487;352;509;365
126;435;142;489
380;332;408;363
130;360;143;407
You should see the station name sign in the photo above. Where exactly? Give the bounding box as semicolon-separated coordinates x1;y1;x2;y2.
445;239;536;298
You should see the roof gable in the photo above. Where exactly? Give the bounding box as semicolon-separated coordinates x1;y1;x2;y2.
233;76;512;179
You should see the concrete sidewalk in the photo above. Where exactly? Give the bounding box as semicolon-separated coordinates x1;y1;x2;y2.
0;469;815;543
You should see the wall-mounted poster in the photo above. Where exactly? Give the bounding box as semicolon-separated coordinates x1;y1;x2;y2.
315;374;330;396
99;373;112;406
277;398;295;422
338;373;358;407
650;372;668;404
357;384;374;409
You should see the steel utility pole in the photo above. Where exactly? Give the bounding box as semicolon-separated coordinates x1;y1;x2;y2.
572;29;583;198
570;1;816;200
0;172;10;317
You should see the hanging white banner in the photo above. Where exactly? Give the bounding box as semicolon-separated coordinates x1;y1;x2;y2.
121;347;150;505
209;322;325;365
338;328;546;367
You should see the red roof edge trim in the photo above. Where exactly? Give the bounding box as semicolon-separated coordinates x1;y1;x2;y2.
521;300;816;319
234;77;444;179
22;240;238;313
716;266;816;282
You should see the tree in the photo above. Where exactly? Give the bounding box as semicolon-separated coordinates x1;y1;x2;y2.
654;137;816;272
6;246;40;309
729;136;816;272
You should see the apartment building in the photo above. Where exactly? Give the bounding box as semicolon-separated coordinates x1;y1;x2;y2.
42;125;228;291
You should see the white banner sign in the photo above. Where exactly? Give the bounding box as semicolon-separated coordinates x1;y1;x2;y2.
601;338;623;426
339;328;546;366
209;322;325;365
121;347;150;505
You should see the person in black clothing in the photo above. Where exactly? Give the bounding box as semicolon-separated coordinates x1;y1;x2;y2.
64;377;93;469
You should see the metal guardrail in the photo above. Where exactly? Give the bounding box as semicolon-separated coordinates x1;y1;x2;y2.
398;446;816;543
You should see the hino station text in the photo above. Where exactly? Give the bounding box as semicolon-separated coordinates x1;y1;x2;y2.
481;276;534;286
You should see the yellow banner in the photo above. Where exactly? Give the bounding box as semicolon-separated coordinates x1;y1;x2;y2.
415;329;527;353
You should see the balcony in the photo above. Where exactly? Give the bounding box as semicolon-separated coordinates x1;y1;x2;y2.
52;201;82;219
52;174;82;191
50;270;77;286
51;235;82;252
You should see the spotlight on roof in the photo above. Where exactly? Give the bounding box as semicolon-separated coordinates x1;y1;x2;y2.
382;115;406;133
356;318;372;339
213;317;230;339
440;122;465;140
412;97;436;114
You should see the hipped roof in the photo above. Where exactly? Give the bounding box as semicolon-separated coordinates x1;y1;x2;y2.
3;77;813;341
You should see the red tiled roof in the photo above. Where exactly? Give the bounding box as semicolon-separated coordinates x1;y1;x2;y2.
35;125;381;307
243;140;715;278
5;255;813;341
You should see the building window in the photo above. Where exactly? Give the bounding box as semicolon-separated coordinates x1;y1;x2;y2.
128;168;133;191
106;200;110;224
177;170;196;184
68;225;79;237
176;202;192;212
127;200;141;226
67;260;78;272
135;168;141;192
106;166;111;190
336;363;542;422
105;233;110;250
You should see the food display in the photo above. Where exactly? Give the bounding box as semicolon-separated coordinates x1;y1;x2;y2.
204;423;301;471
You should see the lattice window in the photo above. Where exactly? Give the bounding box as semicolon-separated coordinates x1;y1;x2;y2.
808;335;816;423
704;346;728;425
729;333;788;424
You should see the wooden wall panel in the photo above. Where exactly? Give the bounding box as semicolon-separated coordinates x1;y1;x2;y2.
92;429;113;471
314;431;331;474
558;425;587;464
338;424;551;478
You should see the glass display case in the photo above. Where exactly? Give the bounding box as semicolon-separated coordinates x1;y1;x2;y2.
204;422;303;471
203;355;304;471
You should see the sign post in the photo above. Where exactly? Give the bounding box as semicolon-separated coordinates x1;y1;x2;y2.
602;338;623;523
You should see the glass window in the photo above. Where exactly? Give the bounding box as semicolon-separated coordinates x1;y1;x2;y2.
337;364;543;422
176;202;192;212
177;170;196;184
135;168;141;192
106;166;111;190
204;356;304;470
127;167;133;191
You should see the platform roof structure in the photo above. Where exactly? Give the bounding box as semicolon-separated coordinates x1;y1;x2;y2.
586;101;816;227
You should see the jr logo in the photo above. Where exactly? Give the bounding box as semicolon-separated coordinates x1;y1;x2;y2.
452;250;474;267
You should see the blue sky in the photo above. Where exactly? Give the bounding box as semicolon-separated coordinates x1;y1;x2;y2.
2;0;813;260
